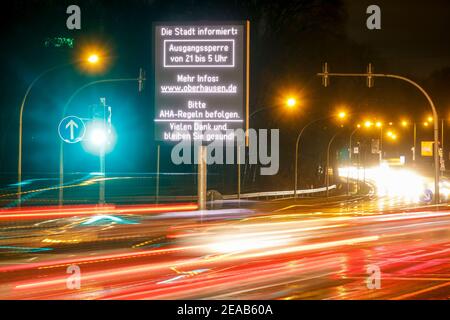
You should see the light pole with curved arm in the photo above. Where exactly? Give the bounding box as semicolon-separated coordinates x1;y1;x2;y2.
244;100;297;191
294;110;350;198
294;116;327;197
17;63;76;204
58;76;144;205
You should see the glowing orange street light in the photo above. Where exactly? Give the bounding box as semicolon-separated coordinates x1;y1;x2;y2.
375;121;382;128
401;120;408;127
364;120;373;128
18;45;109;204
286;97;297;109
338;111;347;120
87;53;100;64
78;45;109;73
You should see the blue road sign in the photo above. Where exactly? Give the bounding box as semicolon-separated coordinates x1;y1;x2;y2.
58;116;86;143
422;189;433;203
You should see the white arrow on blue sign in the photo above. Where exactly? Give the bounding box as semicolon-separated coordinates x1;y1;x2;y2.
58;116;86;143
423;189;433;203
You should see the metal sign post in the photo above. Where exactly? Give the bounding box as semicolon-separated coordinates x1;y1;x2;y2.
156;144;160;204
154;22;249;210
99;144;106;205
198;145;207;211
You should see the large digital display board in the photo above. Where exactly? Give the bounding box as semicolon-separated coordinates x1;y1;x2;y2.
154;22;249;142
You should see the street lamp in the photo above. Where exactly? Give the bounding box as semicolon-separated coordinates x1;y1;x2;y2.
386;130;398;140
87;53;100;64
17;47;106;205
364;120;373;128
294;110;349;198
286;97;297;108
58;70;146;206
338;111;347;120
242;94;301;197
250;95;300;118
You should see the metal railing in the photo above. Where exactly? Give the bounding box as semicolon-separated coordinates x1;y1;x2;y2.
223;185;337;200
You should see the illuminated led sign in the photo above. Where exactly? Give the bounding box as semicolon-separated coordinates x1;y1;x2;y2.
154;22;249;142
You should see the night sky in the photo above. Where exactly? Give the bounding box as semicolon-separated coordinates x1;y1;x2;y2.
0;0;449;190
344;0;450;77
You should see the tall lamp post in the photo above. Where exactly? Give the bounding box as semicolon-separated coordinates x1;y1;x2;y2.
294;110;347;198
245;96;299;194
58;71;145;206
18;63;73;205
294;117;324;198
18;52;103;206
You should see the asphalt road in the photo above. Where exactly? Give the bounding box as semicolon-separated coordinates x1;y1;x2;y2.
0;191;449;300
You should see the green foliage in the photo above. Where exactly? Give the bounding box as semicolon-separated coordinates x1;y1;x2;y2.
44;37;74;48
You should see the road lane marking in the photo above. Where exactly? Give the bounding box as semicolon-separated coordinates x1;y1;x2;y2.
392;281;450;300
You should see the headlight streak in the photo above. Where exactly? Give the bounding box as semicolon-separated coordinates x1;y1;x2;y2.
338;165;433;202
10;227;379;292
2;197;450;299
0;203;198;221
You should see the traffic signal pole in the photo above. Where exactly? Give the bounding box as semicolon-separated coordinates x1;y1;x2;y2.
99;145;106;205
58;70;145;206
318;63;440;204
98;98;107;205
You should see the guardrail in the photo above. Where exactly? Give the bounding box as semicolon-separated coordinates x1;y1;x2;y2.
223;185;337;200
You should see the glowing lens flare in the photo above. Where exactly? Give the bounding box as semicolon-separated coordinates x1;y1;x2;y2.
339;165;430;202
338;111;347;119
87;54;99;64
286;97;297;108
90;128;108;146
